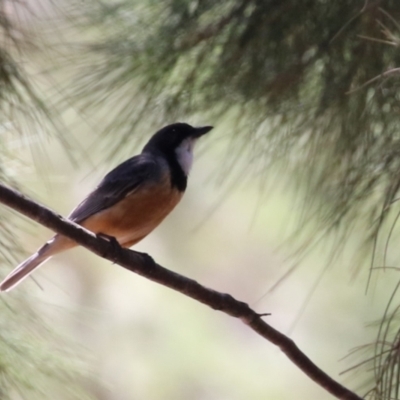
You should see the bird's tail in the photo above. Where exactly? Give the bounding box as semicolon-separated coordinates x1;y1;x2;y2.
0;236;75;292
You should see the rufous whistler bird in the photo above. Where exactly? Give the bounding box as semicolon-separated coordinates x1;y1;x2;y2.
0;123;213;292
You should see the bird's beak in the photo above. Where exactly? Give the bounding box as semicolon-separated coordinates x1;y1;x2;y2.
192;126;213;138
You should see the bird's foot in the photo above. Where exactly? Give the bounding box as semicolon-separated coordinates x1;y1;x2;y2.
97;232;121;261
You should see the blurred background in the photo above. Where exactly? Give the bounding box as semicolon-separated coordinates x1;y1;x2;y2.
1;1;400;399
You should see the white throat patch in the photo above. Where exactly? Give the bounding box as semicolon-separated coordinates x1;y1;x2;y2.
175;138;195;176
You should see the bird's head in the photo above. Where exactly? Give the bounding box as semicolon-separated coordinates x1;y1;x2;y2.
143;123;213;175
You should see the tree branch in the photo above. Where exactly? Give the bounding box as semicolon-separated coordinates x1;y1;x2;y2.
0;183;363;400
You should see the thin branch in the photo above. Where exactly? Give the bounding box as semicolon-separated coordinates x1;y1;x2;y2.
0;183;363;400
346;67;400;94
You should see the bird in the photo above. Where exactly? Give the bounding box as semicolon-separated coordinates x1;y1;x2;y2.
0;122;213;292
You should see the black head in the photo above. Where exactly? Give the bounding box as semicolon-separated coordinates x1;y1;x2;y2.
143;123;213;192
142;123;213;154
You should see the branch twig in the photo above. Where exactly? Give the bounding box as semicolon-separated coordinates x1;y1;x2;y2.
0;183;363;400
346;67;400;94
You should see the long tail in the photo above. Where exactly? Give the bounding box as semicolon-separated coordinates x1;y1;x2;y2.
0;236;75;292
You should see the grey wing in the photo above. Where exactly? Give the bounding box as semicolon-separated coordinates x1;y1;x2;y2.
68;154;161;223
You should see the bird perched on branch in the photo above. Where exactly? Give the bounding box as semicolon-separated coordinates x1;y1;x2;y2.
0;123;212;292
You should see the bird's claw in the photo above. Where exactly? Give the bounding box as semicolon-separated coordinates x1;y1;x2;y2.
97;232;121;260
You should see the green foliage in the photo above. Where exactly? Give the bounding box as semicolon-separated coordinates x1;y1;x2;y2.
0;295;92;400
71;1;400;231
0;3;93;398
